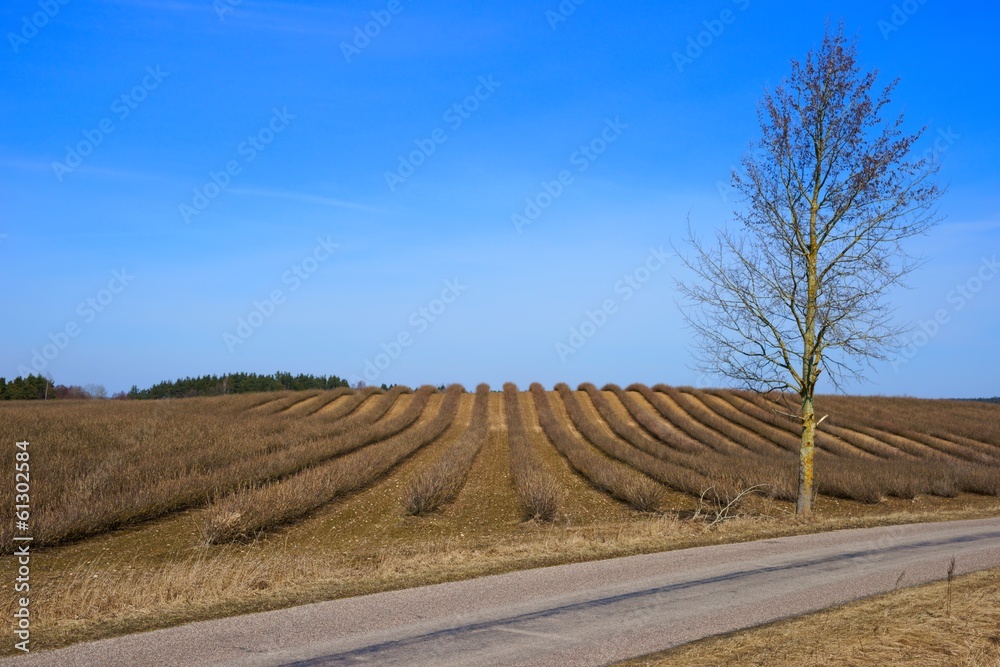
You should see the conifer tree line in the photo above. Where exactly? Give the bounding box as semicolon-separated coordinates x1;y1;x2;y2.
127;372;349;399
0;371;350;400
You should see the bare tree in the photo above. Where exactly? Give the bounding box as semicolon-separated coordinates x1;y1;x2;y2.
677;25;942;516
83;384;108;400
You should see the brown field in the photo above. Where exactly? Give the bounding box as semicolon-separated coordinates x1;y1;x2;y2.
618;566;1000;667
1;384;999;654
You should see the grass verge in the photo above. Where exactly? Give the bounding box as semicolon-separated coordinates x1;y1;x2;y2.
4;494;998;657
617;567;1000;667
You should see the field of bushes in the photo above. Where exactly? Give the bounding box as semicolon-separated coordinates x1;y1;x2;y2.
2;383;999;553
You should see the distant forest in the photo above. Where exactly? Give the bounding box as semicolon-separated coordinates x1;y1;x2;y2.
1;373;997;402
0;372;350;400
0;374;67;400
129;372;350;399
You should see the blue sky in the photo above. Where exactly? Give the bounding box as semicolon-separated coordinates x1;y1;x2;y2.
1;0;997;397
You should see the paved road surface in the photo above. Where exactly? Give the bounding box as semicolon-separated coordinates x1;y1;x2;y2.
5;518;1000;666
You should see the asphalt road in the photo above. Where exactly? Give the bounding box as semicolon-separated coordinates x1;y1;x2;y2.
6;518;1000;667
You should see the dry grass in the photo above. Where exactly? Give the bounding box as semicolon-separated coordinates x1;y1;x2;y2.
250;389;326;414
722;389;923;460
7;495;1000;657
504;383;561;521
291;384;427;457
618;567;1000;667
646;385;1000;505
753;390;1000;500
3;385;436;552
628;383;747;457
1;385;999;656
0;388;411;551
3;384;997;553
562;384;714;497
290;385;356;416
655;384;787;457
321;385;411;428
532;383;667;513
404;384;490;515
627;385;797;501
581;385;710;475
604;384;706;455
819;393;1000;450
701;388;845;455
592;386;801;505
308;385;381;418
201;385;464;543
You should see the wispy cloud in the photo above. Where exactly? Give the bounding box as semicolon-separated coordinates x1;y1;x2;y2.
940;219;1000;233
227;187;383;212
16;229;185;241
101;0;207;12
104;0;354;36
0;157;166;182
0;158;50;172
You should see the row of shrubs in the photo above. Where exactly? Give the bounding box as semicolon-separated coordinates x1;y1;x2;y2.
404;384;492;516
202;385;465;543
504;383;561;521
4;382;997;551
529;383;666;512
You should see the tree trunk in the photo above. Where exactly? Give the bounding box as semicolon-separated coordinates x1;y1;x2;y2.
797;394;815;516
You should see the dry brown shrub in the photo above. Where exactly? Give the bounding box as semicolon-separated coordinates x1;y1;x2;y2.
404;384;491;515
579;384;704;468
297;386;364;417
606;385;706;455
562;384;713;496
201;385;465;544
629;384;745;456
531;383;666;513
504;383;561;522
655;384;786;457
